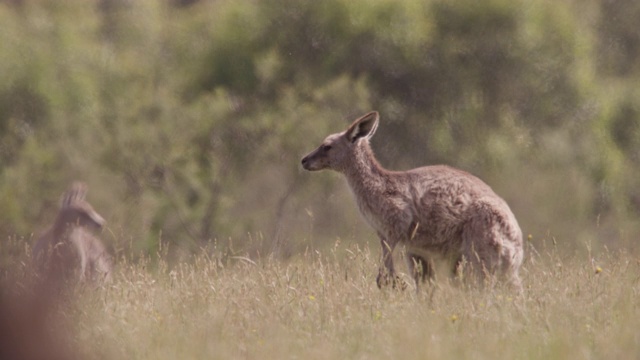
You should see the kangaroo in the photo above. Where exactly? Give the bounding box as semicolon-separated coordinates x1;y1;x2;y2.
33;182;113;284
301;111;523;290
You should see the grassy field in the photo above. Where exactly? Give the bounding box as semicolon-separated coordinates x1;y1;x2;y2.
4;239;640;360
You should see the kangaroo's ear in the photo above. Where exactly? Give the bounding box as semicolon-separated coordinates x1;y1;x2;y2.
61;182;88;208
345;111;379;143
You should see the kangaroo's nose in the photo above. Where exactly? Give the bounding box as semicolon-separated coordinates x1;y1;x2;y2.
301;156;311;170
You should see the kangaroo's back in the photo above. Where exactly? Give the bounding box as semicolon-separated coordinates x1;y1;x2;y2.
407;165;522;260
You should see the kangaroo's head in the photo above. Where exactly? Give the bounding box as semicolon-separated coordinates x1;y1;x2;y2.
301;111;379;173
56;182;105;231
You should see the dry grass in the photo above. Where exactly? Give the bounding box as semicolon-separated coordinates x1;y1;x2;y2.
5;239;640;360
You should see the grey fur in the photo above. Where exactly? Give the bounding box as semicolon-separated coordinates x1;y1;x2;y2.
302;111;523;290
33;182;113;283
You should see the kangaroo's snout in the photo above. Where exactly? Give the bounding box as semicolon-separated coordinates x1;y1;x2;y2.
301;156;311;170
301;144;333;171
301;153;324;171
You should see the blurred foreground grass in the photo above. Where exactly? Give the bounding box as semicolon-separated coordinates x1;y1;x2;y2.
9;239;631;360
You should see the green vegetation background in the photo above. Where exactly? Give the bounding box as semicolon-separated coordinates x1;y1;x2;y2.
1;0;639;260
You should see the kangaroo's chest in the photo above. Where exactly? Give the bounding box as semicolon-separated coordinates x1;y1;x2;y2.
355;189;414;237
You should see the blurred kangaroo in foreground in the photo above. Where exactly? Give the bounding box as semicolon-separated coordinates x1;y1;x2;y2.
33;182;113;284
301;112;523;290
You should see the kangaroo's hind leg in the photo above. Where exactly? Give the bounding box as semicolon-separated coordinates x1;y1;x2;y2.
406;252;435;291
461;202;523;290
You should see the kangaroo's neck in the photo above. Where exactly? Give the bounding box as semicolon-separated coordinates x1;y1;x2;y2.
343;141;389;192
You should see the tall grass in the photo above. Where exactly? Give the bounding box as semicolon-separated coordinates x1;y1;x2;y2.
23;239;633;360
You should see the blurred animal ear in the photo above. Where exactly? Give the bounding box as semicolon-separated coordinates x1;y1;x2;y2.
61;182;88;208
345;111;379;143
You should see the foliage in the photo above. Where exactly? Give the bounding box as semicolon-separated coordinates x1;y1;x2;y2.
0;0;639;257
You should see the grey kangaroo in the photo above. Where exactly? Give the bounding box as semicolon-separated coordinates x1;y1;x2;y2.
33;182;113;283
301;111;523;290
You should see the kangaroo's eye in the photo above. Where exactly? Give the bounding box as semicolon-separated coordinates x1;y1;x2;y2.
321;145;332;151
